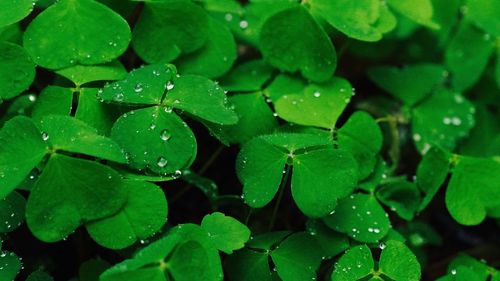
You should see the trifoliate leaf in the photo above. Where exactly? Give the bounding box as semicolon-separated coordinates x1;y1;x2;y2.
201;212;251;254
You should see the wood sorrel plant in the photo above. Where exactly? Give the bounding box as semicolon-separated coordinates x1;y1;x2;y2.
0;0;499;280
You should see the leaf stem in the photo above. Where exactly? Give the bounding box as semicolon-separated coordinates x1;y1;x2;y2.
268;165;291;231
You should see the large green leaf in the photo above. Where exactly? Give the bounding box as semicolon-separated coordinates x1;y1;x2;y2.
0;116;47;199
164;75;237;125
26;154;126;242
445;156;500;225
310;0;383;42
132;0;209;63
274;77;353;129
201;212;251;254
111;106;197;174
324;193;390;243
292;149;358;217
331;245;373;281
86;180;168;249
259;6;336;82
23;0;131;69
0;42;36;101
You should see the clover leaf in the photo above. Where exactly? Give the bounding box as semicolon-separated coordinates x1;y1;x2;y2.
201;212;251;254
0;42;36;102
0;0;34;28
23;0;131;69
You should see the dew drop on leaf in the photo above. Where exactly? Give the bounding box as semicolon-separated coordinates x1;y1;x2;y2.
157;157;168;168
41;132;49;141
160;129;171;141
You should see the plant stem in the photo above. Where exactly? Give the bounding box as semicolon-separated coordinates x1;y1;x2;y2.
268;165;291;231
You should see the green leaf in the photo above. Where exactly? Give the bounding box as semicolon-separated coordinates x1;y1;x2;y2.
377;180;421;220
465;0;500;37
31;86;73;121
26;154;126;242
0;191;26;233
247;231;290;250
270;232;323;281
219;60;274;92
0;250;21;281
264;73;307;102
0;0;34;28
79;259;110;281
444;21;495;91
85;180;168;249
164;75;238;125
292;148;358;217
99;63;177;105
411;89;475;153
417;147;450;211
111;106;197;174
437;266;482;281
331;245;373;281
337;111;383;180
386;0;439;29
367;64;446;106
274;77;353;129
132;1;209;63
39;115;127;163
0;42;36;101
0;116;47;199
306;220;350;259
176;18;236;79
76;88;120;135
226;249;273;281
259;6;336;82
445;156;500;225
379;240;421;281
201;212;251;254
55;60;127;86
237;137;288;208
26;270;54;281
23;0;131;69
324;193;390;243
310;0;383;42
168;240;213;281
448;254;493;280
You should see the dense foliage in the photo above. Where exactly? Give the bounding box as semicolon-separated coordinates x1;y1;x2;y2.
0;0;499;280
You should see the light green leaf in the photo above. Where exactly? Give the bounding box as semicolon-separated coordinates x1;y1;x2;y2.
99;63;177;105
164;75;238;125
292;148;358;217
386;0;439;29
39;115;127;163
324;193;390;243
26;154;126;242
111;107;197;174
176;18;236;79
310;0;383;42
0;191;26;233
271;232;323;281
274;77;353;129
337;111;383;180
201;212;251;254
0;42;36;101
446;156;500;225
0;116;47;199
411;89;475;153
85;180;168;249
220;60;274;92
331;245;373;281
31;86;73;121
0;0;34;27
23;0;131;69
367;64;446;106
444;21;495;91
259;6;336;82
55;60;127;86
132;1;209;63
379;240;421;281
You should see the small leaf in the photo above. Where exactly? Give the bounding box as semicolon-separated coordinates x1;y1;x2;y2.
164;75;238;125
76;88;120;135
324;193;390;243
26;154;126;242
226;249;273;281
0;250;21;281
220;60;274;92
417;147;450;211
0;116;47;199
274;77;353;129
55;60;127;86
259;6;336;82
132;1;209;63
306;220;350;259
377;180;421;221
0;42;36;101
386;0;439;29
201;212;250;254
331;245;373;281
379;240;421;281
0;191;26;233
23;0;131;69
85;180;168;249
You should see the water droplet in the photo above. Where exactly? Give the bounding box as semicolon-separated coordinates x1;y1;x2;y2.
41;132;49;141
174;170;182;178
379;242;386;249
451;117;462;126
313;91;321;97
157;157;168;168
166;81;174;90
134;83;143;93
28;94;36;102
160;129;171;141
451;269;457;275
413;134;422;142
114;93;124;102
224;13;233;21
239;20;249;29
